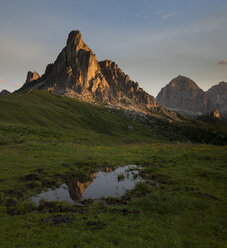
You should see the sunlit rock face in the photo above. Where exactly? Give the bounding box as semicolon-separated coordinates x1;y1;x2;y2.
25;71;40;84
197;109;221;122
40;31;110;103
99;60;158;111
17;30;179;119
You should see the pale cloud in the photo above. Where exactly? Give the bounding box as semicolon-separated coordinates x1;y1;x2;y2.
153;9;165;15
13;82;20;87
162;11;176;20
218;59;227;65
137;9;176;20
0;78;4;83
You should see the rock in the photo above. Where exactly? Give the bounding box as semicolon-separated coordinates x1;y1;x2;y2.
23;172;40;181
0;89;10;96
206;81;227;120
86;221;107;230
25;71;40;84
99;60;158;110
157;76;227;119
197;109;221;122
44;215;73;225
156;75;207;116
17;30;179;120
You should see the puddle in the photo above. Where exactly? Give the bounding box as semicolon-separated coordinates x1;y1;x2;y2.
32;165;142;205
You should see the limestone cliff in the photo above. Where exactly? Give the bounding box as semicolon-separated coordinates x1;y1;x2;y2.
99;60;158;111
197;109;221;122
156;76;208;116
157;76;227;119
206;82;227;119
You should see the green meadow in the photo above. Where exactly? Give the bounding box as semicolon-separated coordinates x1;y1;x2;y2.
0;91;226;248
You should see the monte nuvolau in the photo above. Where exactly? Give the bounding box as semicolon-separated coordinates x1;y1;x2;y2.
0;31;227;248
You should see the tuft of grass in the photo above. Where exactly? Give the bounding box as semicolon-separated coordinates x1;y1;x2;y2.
117;173;125;181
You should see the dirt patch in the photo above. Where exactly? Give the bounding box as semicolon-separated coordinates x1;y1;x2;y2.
26;182;38;189
139;171;170;184
5;198;17;207
110;208;140;215
23;173;40;181
44;215;73;225
6;189;23;198
41;179;58;188
86;221;107;230
184;186;200;191
200;173;208;177
37;200;88;214
61;163;70;167
195;192;220;201
105;197;127;205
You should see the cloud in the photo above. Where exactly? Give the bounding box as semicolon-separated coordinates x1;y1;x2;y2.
218;59;227;65
0;78;4;83
162;11;176;20
13;82;20;87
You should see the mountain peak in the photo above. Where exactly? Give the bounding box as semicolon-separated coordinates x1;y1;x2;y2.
25;71;40;84
169;75;199;89
218;81;227;86
157;76;227;119
17;30;178;120
0;89;10;96
157;75;206;115
67;30;82;46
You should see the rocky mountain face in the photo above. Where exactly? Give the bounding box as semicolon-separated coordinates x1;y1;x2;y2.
0;89;10;96
18;30;177;119
25;71;40;84
98;60;157;110
157;76;227;119
197;109;221;122
206;82;227;119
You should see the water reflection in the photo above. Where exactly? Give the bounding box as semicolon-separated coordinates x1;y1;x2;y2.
32;165;141;205
68;172;98;200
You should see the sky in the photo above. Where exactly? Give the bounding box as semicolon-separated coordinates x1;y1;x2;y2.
0;0;227;96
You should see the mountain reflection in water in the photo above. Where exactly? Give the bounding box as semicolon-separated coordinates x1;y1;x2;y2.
32;165;141;205
67;172;98;200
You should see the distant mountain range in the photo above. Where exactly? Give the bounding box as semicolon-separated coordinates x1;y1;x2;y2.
156;76;227;119
1;30;226;120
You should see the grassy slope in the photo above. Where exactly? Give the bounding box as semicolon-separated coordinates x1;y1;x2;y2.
0;91;226;248
0;91;148;140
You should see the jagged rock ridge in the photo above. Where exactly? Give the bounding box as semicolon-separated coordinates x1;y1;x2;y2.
25;71;40;84
157;76;227;119
18;30;177;119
